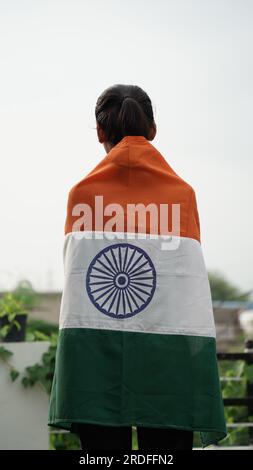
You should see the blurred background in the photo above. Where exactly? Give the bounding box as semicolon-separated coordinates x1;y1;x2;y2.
0;0;253;450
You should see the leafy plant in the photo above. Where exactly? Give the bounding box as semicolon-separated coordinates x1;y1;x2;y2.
0;294;27;339
0;345;20;381
218;360;253;446
50;432;80;450
13;280;38;311
26;319;58;341
21;333;58;394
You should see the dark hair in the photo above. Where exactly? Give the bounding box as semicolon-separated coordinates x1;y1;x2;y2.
95;84;155;145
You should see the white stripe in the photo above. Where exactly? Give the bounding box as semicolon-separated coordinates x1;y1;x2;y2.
59;231;216;338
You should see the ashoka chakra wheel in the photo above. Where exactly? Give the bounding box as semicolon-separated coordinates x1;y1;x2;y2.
86;243;156;319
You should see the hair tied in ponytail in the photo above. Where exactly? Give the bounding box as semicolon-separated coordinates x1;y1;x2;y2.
95;84;155;145
120;96;132;106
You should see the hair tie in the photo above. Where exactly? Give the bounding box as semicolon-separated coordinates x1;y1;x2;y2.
120;96;132;106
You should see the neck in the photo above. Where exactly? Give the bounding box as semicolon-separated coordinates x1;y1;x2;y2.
104;142;114;154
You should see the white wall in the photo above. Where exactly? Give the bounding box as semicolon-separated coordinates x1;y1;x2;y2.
0;341;50;450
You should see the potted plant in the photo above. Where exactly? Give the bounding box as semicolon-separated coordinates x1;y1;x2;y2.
0;293;28;342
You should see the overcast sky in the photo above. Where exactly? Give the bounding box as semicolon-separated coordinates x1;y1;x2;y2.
0;0;252;293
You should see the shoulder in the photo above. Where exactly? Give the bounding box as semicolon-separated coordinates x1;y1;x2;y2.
67;151;111;204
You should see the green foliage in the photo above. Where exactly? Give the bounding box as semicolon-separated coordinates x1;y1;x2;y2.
208;271;251;301
132;427;138;450
218;360;252;446
0;345;13;360
22;333;58;394
50;432;81;450
13;280;38;311
193;431;202;448
223;427;248;446
0;293;27;320
0;293;27;339
26;319;58;340
10;368;20;381
245;364;253;383
0;320;57;393
0;345;20;382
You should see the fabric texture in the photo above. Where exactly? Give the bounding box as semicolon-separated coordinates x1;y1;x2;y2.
48;135;226;447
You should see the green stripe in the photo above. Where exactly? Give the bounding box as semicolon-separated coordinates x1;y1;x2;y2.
48;328;226;447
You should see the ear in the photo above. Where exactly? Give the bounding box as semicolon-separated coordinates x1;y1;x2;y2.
148;122;157;141
96;124;107;143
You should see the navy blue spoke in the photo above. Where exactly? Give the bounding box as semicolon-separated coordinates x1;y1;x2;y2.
90;283;114;294
124;248;136;273
94;284;116;302
119;246;122;271
126;252;143;274
130;280;154;288
124;289;133;313
115;290;121;315
129;268;152;277
128;259;149;276
130;276;154;281
107;288;119;312
102;252;118;274
122;245;129;271
89;280;115;286
96;258;116;276
122;290;126;315
90;274;116;280
128;285;146;304
126;288;140;310
92;266;114;278
129;283;151;296
111;246;120;272
101;287;117;308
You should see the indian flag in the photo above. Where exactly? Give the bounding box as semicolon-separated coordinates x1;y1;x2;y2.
48;136;226;447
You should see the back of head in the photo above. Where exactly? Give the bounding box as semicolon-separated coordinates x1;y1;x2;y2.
95;84;155;146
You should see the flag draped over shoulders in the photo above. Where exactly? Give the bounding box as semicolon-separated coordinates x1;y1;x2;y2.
48;135;226;447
